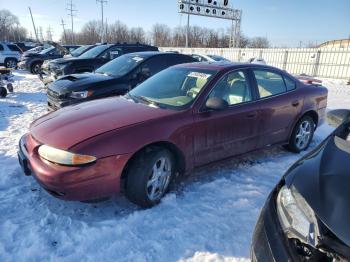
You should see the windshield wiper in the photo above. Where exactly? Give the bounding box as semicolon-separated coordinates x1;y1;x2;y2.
137;96;161;108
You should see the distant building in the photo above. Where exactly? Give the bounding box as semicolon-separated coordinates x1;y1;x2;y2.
318;39;350;49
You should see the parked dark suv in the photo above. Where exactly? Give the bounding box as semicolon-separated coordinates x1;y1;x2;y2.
47;52;195;110
40;43;159;85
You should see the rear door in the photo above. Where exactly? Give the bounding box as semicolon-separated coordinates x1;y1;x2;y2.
251;69;303;147
193;69;261;166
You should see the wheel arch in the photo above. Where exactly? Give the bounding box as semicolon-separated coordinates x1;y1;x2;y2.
120;140;186;181
288;109;319;143
301;110;319;128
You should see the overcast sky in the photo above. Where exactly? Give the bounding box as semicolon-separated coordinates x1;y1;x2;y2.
0;0;349;47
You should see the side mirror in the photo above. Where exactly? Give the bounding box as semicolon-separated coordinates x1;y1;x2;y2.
205;97;228;111
326;109;350;128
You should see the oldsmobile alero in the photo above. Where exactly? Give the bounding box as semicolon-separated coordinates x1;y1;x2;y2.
18;62;328;207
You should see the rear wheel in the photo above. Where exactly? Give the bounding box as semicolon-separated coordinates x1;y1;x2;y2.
30;62;42;74
125;147;175;208
286;115;315;153
5;58;17;69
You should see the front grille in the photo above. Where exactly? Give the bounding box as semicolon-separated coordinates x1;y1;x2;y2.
47;89;60;99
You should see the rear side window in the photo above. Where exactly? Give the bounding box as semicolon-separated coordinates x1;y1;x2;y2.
140;56;168;76
0;44;4;51
284;76;296;91
166;54;194;66
253;70;287;98
7;44;22;52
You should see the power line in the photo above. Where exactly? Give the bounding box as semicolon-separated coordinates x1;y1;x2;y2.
96;0;107;42
66;0;77;44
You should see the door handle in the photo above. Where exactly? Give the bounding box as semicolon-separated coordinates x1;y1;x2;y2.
292;101;300;107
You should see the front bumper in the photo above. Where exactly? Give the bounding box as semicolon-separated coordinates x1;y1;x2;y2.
251;189;300;262
18;134;131;201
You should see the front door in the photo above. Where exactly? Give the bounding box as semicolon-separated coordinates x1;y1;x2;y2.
193;69;261;166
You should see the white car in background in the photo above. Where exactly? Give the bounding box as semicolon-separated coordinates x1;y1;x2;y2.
248;57;267;65
191;53;231;62
0;42;22;68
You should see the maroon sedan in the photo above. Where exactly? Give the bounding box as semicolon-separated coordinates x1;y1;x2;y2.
18;63;328;207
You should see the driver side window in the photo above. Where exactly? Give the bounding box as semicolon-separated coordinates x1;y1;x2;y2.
208;70;252;106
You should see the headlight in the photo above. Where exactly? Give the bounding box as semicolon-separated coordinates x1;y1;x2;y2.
38;145;96;166
69;90;93;99
277;185;319;246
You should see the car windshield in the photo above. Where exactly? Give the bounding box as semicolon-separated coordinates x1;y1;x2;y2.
128;67;218;110
39;47;54;55
70;45;92;57
208;55;228;62
79;45;109;58
96;54;147;77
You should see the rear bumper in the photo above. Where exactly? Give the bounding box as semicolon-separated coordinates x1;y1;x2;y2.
18;134;131;201
251;190;299;261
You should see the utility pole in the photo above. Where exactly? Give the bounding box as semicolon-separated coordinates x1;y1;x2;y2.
60;19;67;44
185;2;190;48
67;0;77;44
96;0;107;42
28;7;39;42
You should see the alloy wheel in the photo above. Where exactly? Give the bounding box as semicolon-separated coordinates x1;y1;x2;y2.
295;120;312;150
146;157;172;201
6;60;17;69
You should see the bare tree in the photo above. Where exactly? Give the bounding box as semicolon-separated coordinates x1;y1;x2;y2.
129;27;145;43
108;21;129;43
151;24;171;47
0;9;27;41
248;37;270;48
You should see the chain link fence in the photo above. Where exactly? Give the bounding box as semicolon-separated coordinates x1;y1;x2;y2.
160;47;350;79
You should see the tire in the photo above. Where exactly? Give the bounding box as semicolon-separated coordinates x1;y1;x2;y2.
30;62;42;74
286;115;315;153
0;87;7;98
7;83;13;93
5;58;17;69
125;147;175;208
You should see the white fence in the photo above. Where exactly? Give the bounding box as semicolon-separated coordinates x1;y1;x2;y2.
160;47;350;79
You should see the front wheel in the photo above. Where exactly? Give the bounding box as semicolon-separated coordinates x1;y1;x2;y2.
30;62;42;74
5;58;17;69
125;148;175;208
286;115;315;153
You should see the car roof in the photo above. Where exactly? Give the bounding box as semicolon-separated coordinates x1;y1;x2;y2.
173;61;283;72
125;51;188;58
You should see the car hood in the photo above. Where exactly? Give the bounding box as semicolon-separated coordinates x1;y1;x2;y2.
30;96;176;150
48;72;117;94
286;135;350;246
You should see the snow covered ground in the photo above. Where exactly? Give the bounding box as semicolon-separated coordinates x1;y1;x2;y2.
0;71;349;262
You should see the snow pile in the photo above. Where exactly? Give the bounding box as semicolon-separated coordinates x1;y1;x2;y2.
0;72;349;262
